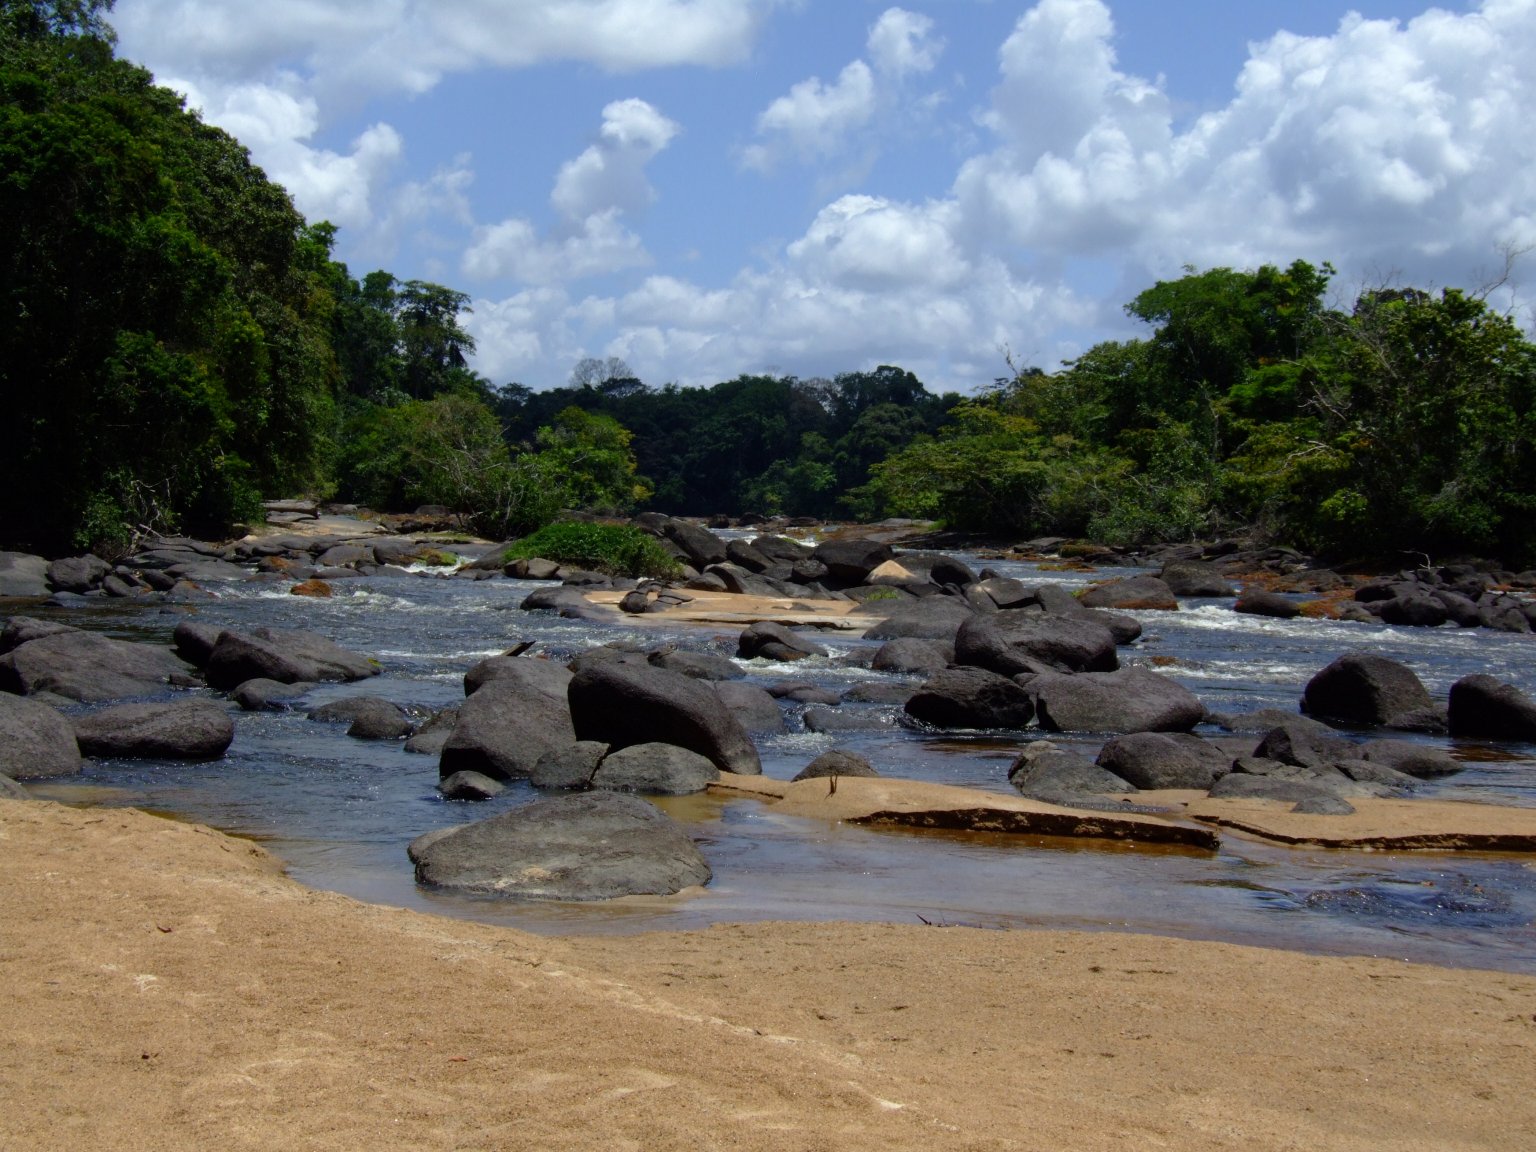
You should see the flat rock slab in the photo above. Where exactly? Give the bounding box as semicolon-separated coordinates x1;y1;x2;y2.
710;773;1218;850
1182;795;1536;851
409;791;711;900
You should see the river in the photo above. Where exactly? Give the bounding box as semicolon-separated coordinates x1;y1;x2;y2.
23;543;1536;974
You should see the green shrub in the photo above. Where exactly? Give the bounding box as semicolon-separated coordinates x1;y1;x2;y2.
502;521;682;579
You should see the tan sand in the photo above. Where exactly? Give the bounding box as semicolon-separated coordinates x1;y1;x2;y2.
585;587;884;631
3;797;1534;1151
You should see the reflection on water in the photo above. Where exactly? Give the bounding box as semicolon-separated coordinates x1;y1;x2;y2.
16;548;1536;974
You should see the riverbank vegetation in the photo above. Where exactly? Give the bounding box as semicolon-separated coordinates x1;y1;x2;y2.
5;1;1536;567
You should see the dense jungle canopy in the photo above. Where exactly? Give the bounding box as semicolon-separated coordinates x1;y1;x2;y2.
5;0;1536;564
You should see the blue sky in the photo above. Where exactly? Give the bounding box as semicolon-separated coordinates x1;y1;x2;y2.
109;0;1534;393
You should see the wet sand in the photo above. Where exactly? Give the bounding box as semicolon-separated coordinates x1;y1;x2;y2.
3;796;1533;1151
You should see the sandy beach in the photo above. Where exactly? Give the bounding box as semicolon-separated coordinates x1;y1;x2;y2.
3;796;1533;1151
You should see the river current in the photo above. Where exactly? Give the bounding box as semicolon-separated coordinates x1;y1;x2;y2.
24;544;1536;974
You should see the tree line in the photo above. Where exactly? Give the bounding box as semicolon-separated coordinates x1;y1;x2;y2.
5;1;1535;566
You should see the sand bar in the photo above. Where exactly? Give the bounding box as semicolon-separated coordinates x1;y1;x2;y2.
3;797;1534;1151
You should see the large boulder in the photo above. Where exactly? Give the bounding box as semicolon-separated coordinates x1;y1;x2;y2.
791;749;879;782
659;518;728;569
0;616;77;654
0;630;191;701
871;638;952;675
1008;743;1133;803
590;743;719;795
737;621;828;662
464;654;573;698
0;693;82;778
1079;576;1178;611
1252;720;1356;770
1301;654;1438;729
712;681;785;733
568;662;762;775
231;678;311;712
1233;591;1302;620
0;552;50;597
204;627;378;691
409;791;711;900
1031;667;1204;734
1095;732;1229;790
309;696;413;740
648;649;744;681
1358;738;1463;779
1158;561;1235;598
954;611;1118;676
862;597;975;642
530;741;610;789
903;667;1035;730
810;537;894;586
73;700;234;760
439;665;577;781
171;620;223;667
1447;674;1536;741
46;554;112;594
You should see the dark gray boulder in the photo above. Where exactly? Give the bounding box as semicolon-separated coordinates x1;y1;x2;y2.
737;621;828;662
74;700;234;760
660;518;728;568
0;631;191;701
1233;591;1302;619
46;554;112;593
802;705;898;733
1301;654;1438;729
439;668;577;782
1358;739;1463;779
1334;758;1421;790
409;791;711;900
231;678;311;711
871;638;952;675
0;693;82;778
0;616;77;654
171;620;223;667
1159;561;1235;598
568;662;762;775
1096;732;1229;790
530;741;609;789
1291;796;1358;815
1009;742;1134;802
862;596;975;641
204;627;378;691
810;537;894;586
566;646;651;675
1079;576;1178;611
437;770;506;801
590;742;718;795
1253;720;1356;770
0;552;50;598
0;773;28;799
1447;674;1536;741
1376;593;1450;628
309;696;413;740
791;750;878;782
955;611;1118;676
1031;667;1204;734
404;708;458;755
903;667;1035;730
712;681;785;733
751;535;812;564
465;654;573;698
1209;772;1350;804
648;649;744;681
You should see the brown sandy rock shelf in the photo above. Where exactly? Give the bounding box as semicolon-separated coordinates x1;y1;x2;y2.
713;773;1220;850
2;798;1535;1151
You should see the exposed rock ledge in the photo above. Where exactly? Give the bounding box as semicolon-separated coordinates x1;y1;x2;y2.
712;773;1220;850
